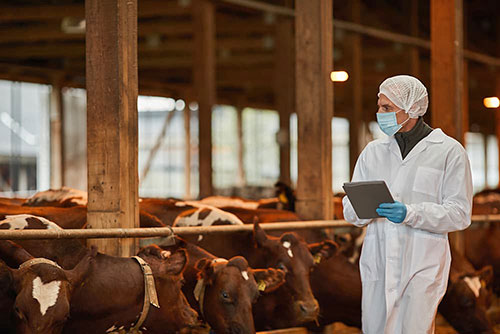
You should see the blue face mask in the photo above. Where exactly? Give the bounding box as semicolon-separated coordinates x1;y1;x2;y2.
376;111;409;136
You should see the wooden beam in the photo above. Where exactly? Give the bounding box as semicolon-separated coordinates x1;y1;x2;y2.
193;0;216;198
348;0;363;179
49;81;64;188
409;0;420;76
295;0;333;220
431;0;464;143
275;18;293;186
85;0;139;257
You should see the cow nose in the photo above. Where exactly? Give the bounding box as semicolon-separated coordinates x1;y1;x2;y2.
298;300;319;317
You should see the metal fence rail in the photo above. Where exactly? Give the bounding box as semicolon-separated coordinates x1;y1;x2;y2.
0;215;498;240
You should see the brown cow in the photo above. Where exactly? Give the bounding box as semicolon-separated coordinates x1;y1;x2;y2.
190;222;337;330
0;240;94;334
23;187;87;208
139;238;286;334
0;216;201;333
464;223;500;294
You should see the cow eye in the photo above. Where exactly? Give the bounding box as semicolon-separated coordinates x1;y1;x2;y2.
221;291;229;299
276;262;287;272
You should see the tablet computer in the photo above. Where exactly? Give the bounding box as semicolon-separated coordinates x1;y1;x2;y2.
342;180;395;219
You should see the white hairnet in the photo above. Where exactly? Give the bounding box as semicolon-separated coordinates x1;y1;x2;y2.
378;75;429;118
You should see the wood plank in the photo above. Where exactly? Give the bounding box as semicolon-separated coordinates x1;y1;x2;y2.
430;0;464;143
295;0;333;220
275;18;293;185
85;0;139;257
49;81;64;188
193;0;216;198
348;0;362;179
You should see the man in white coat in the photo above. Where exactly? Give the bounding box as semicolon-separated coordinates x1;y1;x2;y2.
343;75;473;334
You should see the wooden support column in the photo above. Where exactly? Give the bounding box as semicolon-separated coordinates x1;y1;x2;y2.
295;0;333;220
193;0;216;198
85;0;139;257
275;17;294;186
185;107;192;199
349;0;362;179
49;81;64;189
236;107;246;187
410;0;420;76
430;0;464;143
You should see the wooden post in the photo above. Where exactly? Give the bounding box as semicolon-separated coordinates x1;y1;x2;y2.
184;106;192;199
410;0;420;76
430;0;464;143
275;17;294;186
49;81;64;189
349;0;362;179
85;0;139;257
236;107;246;187
295;0;333;220
193;0;216;198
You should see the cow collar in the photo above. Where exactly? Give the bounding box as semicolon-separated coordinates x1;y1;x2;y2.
127;256;160;334
19;258;62;270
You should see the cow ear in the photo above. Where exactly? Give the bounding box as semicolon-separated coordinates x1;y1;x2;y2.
194;258;215;284
66;246;97;287
0;260;14;292
164;248;188;275
478;265;494;288
253;222;269;248
0;240;33;268
252;268;286;294
309;240;338;264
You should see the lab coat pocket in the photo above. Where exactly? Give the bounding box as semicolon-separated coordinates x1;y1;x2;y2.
359;234;382;282
412;166;443;198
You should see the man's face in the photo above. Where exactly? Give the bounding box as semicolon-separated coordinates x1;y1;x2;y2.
377;94;408;124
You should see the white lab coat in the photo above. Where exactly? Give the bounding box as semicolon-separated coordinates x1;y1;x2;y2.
343;129;472;334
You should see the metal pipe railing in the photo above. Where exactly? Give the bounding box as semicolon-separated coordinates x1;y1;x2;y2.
0;215;497;240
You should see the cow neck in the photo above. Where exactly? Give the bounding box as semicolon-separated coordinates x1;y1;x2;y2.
19;258;62;271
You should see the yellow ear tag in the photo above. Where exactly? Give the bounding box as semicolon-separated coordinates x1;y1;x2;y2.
313;254;322;264
279;193;288;204
481;280;486;289
258;280;267;292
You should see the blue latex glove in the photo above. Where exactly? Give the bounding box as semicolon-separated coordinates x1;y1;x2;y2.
376;201;407;224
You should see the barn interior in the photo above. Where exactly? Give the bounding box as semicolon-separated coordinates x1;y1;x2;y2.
0;1;499;332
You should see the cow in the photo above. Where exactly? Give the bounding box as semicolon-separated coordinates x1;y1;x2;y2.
0;240;95;334
185;222;337;330
198;181;296;212
139;237;286;334
23;187;87;208
0;215;202;333
464;223;500;294
306;243;495;334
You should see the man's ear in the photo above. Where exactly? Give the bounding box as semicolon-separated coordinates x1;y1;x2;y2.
253;222;270;248
308;240;339;264
252;268;286;294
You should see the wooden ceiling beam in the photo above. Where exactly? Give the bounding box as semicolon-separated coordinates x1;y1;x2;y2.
0;0;190;22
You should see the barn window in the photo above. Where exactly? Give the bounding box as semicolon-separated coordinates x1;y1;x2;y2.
486;135;498;188
465;132;486;193
290;114;350;194
0;80;50;196
138;96;199;199
212;105;239;190
243;108;280;186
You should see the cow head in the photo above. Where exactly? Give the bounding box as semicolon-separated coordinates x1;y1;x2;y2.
252;222;337;326
9;249;95;334
274;181;296;212
439;265;495;334
137;247;201;332
194;256;285;334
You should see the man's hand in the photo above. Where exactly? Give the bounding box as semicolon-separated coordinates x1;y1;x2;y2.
376;201;407;224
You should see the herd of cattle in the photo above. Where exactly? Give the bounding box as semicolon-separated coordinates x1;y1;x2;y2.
0;183;498;333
